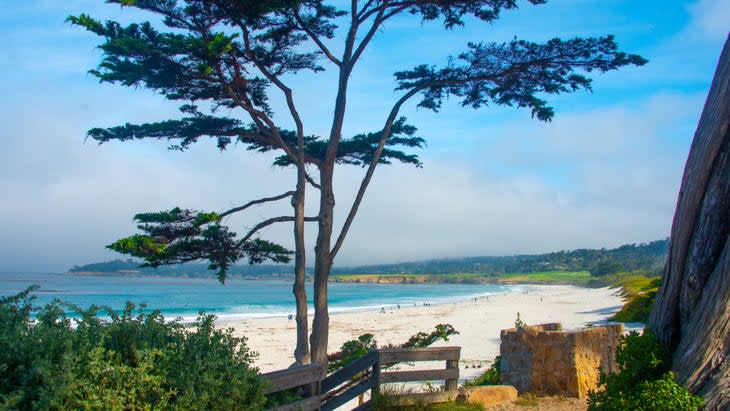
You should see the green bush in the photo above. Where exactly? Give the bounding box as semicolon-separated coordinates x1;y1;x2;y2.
328;333;378;372
0;287;266;410
610;275;661;323
610;290;656;323
587;330;703;411
464;356;501;386
328;324;459;373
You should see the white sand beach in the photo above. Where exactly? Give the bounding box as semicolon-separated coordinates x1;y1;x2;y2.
221;285;625;380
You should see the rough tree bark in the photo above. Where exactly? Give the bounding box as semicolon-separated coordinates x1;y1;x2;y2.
309;19;358;365
647;34;730;410
292;172;310;364
311;167;335;365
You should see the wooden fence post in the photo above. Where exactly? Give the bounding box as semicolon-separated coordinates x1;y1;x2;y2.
445;358;459;391
372;354;381;399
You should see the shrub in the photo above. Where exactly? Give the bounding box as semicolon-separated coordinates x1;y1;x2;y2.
0;287;265;410
587;330;703;411
611;275;661;323
328;333;378;372
464;356;501;386
328;324;459;372
514;312;526;329
610;291;656;323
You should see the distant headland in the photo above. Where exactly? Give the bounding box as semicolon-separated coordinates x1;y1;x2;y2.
69;239;668;285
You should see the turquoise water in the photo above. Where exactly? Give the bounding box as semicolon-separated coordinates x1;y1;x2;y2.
0;272;518;321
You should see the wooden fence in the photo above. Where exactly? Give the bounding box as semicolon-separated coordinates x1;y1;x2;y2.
261;346;460;411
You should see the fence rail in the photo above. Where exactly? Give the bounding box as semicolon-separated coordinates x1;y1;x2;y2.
263;363;325;394
261;346;460;411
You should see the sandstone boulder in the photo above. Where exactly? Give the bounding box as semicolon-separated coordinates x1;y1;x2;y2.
499;322;623;398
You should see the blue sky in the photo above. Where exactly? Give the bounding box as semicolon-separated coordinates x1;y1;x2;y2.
1;0;728;273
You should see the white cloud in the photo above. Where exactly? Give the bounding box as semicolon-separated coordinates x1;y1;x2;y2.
327;92;702;265
0;0;717;273
688;0;730;39
0;89;704;272
0;99;297;272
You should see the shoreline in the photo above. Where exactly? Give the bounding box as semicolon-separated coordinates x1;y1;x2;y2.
221;284;626;379
208;285;519;322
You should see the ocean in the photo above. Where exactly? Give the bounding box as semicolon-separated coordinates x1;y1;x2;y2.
0;272;518;321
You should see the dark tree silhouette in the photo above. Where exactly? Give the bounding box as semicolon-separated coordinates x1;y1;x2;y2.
70;0;645;366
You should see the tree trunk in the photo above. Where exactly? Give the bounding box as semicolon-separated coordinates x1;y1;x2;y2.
308;52;352;366
310;166;335;365
647;34;730;410
292;168;310;365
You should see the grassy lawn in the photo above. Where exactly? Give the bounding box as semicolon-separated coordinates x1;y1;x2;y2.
495;271;593;284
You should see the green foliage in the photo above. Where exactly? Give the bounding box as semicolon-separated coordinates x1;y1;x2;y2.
400;324;459;348
68;259;297;278
0;287;265;410
330;240;668;278
497;271;593;284
263;387;305;410
587;330;703;411
395;36;646;119
327;324;459;373
330;271;595;285
514;312;526;329
465;356;501;386
107;207;292;282
585;269;656;289
272;117;426;168
327;333;377;372
586;240;668;276
67;1;426;163
611;290;657;323
70;0;646;281
588;271;661;323
69;258;140;273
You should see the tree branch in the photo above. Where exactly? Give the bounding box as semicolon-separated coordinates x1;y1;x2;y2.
239;26;304;137
331;86;422;259
219;191;296;219
356;0;376;21
342;0;360;64
237;216;319;247
235;130;275;147
305;172;322;189
293;9;342;67
323;0;362;166
351;6;386;66
357;1;384;23
352;1;420;68
214;64;301;162
237;27;309;165
224;55;270;133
